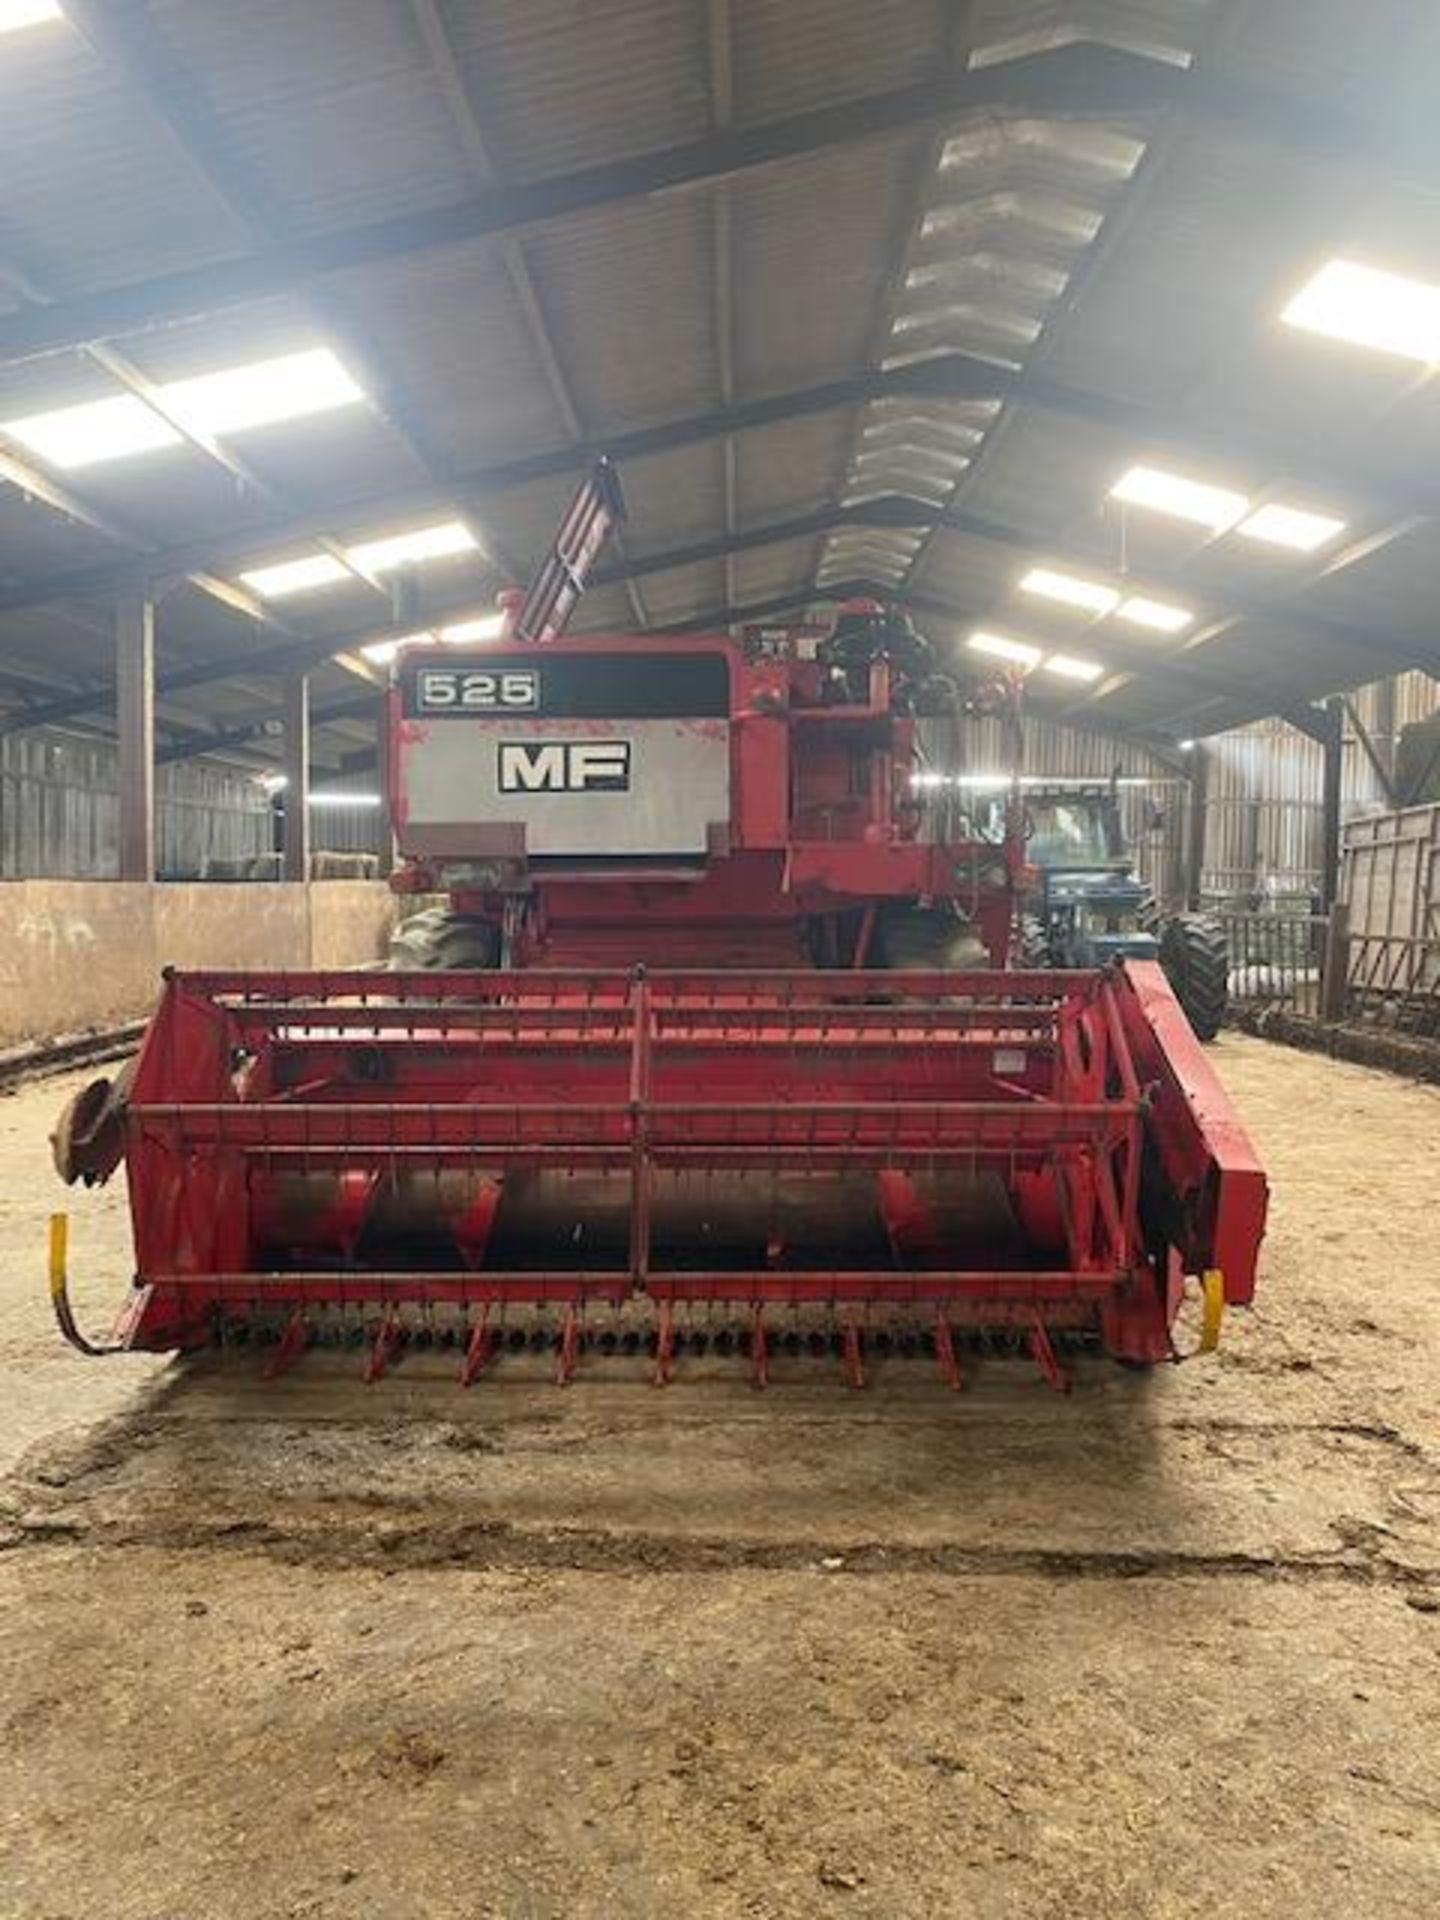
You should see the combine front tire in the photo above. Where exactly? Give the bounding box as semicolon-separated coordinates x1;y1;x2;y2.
875;904;989;971
1158;914;1229;1041
1016;913;1051;969
388;907;499;972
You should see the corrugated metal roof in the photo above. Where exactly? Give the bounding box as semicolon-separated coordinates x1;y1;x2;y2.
732;141;920;398
734;414;854;526
1211;0;1440;114
152;0;473;233
330;241;575;467
520;193;718;431
731;534;828;605
613;443;726;557
625;556;726;624
0;27;247;298
734;0;951;121
444;0;711;181
0;0;1437;768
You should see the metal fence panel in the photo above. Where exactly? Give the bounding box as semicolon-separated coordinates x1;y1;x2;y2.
1341;804;1440;1031
1218;911;1327;1016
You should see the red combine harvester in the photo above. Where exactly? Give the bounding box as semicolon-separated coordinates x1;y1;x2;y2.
51;466;1267;1387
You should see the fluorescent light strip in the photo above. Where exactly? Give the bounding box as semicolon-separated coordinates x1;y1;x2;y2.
349;521;477;572
1110;463;1346;557
0;1;64;32
161;348;363;436
1020;567;1194;634
440;613;505;643
1236;503;1346;552
360;611;505;664
2;346;364;471
263;778;383;807
360;631;432;666
1042;654;1105;682
1110;464;1249;532
968;631;1042;668
1117;594;1193;633
1282;259;1440;363
1019;567;1121;617
5;393;183;469
243;522;479;599
241;554;348;598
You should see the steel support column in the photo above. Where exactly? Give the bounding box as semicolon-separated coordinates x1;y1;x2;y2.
1184;744;1209;913
1342;694;1398;809
371;711;394;879
115;579;154;881
1372;676;1397;784
1319;696;1345;912
282;673;310;884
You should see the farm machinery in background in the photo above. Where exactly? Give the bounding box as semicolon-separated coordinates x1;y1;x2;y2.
1002;779;1230;1042
50;463;1267;1387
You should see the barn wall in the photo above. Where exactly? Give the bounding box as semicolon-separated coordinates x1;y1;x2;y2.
0;880;396;1047
1201;670;1440;905
0;731;270;879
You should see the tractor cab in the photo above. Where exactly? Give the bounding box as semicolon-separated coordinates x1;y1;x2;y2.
1020;783;1160;967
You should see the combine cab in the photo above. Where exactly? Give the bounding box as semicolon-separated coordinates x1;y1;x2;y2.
51;468;1267;1384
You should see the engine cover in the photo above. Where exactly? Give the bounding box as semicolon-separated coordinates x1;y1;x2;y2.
394;647;732;861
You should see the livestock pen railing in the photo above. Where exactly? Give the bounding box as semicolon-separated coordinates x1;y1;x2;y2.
1216;911;1330;1017
1347;932;1440;1035
1219;910;1440;1039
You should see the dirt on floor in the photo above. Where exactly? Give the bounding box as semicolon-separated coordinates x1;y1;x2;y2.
0;1035;1437;1920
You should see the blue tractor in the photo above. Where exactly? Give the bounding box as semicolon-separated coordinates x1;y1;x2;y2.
1014;781;1229;1041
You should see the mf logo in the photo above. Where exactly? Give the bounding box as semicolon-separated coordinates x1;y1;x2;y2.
497;740;631;794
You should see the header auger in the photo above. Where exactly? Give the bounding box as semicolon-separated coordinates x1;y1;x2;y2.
51;464;1267;1388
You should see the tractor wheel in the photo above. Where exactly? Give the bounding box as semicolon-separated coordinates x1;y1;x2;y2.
388;907;500;972
1158;914;1229;1041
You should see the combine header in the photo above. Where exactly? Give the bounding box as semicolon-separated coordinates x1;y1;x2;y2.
54;961;1263;1385
52;465;1267;1385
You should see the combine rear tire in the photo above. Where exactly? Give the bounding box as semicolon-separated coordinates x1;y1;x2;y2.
1158;914;1228;1041
388;907;499;972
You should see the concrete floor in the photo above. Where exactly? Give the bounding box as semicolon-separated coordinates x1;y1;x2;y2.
0;1036;1437;1919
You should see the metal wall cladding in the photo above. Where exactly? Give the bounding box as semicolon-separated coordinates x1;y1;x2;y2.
1393;672;1440;732
1199;679;1440;899
1350;670;1440;771
0;733;269;880
1203;716;1323;895
1202;797;1261;900
309;799;385;858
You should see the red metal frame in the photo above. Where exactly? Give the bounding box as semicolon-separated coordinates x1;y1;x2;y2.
386;630;1020;968
102;962;1265;1367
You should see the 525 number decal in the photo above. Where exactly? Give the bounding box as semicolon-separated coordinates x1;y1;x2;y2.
417;668;539;712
